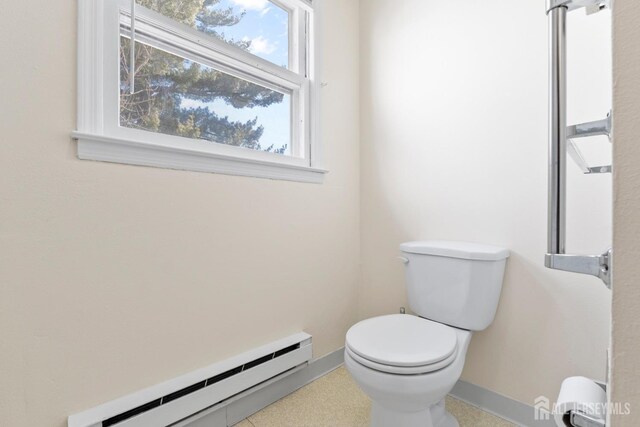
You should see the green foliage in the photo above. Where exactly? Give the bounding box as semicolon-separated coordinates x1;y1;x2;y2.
176;114;201;139
120;0;286;153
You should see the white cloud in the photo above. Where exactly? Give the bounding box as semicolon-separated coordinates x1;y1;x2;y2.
260;6;272;16
231;0;270;12
246;35;277;55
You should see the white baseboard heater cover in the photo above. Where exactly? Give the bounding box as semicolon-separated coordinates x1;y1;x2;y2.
68;333;312;427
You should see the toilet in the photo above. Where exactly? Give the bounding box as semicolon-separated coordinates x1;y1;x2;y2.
345;241;510;427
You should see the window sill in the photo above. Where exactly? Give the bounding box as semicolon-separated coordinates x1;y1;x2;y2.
72;132;327;184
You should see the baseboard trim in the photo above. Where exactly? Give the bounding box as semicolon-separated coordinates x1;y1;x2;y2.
177;347;345;427
450;380;556;427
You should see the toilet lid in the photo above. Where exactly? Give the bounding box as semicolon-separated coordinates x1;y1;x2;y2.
346;315;458;368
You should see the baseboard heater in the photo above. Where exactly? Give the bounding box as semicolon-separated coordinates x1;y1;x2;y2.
68;333;312;427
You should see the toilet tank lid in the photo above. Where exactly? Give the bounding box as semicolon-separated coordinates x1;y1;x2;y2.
400;241;510;261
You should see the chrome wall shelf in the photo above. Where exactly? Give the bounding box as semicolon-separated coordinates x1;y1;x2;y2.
547;0;610;14
546;0;612;288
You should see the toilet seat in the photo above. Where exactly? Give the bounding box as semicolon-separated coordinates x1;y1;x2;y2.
346;314;458;375
345;345;457;375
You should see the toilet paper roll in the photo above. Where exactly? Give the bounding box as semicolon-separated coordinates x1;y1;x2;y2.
554;376;607;427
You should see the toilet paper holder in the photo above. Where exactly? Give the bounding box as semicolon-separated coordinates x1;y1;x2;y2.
562;380;607;427
569;411;605;427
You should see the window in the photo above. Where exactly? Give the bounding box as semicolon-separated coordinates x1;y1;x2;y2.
75;0;324;183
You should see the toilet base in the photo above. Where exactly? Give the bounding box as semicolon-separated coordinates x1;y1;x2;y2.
370;399;459;427
438;411;460;427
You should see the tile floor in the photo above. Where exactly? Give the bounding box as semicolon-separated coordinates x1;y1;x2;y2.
233;366;515;427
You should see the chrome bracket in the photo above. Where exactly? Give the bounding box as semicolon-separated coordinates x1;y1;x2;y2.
567;113;612;140
567;142;612;174
570;411;606;427
545;248;612;288
547;0;610;14
567;112;613;174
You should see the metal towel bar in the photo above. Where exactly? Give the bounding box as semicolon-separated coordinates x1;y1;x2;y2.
546;0;612;288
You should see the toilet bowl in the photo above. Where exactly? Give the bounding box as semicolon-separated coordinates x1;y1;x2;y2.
345;314;472;427
345;241;509;427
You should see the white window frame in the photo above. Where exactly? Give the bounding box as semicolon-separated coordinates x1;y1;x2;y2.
74;0;325;183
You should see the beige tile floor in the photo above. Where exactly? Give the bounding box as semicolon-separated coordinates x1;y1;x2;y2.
233;366;515;427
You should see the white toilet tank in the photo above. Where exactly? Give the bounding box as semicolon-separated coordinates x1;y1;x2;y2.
400;241;510;331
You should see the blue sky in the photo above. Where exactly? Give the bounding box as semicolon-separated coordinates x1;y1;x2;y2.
215;0;289;68
189;0;292;154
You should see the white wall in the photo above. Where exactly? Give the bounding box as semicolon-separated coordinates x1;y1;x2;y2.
610;0;640;424
0;1;360;426
360;0;612;405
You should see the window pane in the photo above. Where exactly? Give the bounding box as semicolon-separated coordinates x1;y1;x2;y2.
120;38;291;156
139;0;290;68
